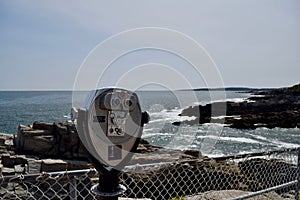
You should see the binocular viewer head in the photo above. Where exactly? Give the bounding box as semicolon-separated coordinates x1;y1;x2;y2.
100;90;138;111
76;88;149;170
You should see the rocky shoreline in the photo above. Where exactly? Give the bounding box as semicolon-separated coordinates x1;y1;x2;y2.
0;121;200;175
174;83;300;129
0;121;297;199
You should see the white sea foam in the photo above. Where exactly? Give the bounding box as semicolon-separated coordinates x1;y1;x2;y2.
266;139;300;149
245;133;269;141
149;109;181;117
211;115;240;119
141;93;300;156
211;116;227;119
203;152;226;158
212;98;247;103
179;116;197;121
246;132;300;148
196;135;262;144
192;97;253;106
148;118;175;123
142;128;154;132
142;132;175;138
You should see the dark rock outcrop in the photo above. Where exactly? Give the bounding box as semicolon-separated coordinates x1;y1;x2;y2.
174;83;300;129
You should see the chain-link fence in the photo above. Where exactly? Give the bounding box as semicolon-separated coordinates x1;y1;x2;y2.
1;148;299;200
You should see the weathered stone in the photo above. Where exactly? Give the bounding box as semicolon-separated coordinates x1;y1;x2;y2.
40;159;92;172
2;167;15;175
21;129;53;136
0;134;14;146
0;137;5;146
16;128;53;154
18;124;33;132
1;155;15;167
58;130;80;157
4;138;13;146
32;121;54;132
14;164;25;174
54;122;68;135
0;146;9;154
40;159;68;172
129;149;197;165
67;160;93;171
22;135;55;154
184;149;201;158
26;156;42;174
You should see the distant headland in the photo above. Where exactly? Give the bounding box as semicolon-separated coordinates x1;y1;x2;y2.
174;83;300;129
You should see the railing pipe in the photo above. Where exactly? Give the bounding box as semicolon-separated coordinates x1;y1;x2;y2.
230;180;298;200
295;149;300;200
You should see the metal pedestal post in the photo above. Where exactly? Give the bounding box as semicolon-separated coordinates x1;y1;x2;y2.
91;168;126;200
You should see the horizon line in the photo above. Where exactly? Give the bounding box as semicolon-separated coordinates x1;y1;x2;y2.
0;85;286;92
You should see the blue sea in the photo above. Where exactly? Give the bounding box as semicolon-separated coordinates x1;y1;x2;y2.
0;90;299;156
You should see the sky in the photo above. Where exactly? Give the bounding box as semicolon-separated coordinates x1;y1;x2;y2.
0;0;299;90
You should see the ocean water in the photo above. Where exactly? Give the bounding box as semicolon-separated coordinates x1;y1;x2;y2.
0;90;299;156
0;91;72;134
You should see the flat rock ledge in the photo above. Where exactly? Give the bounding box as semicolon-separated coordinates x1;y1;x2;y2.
0;121;201;175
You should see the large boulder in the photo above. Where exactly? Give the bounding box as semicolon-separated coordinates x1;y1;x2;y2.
15;121;87;159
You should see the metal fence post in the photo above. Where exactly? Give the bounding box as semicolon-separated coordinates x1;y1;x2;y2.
295;149;300;200
69;178;78;200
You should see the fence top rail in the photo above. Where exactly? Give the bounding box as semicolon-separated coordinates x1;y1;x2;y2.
1;147;299;183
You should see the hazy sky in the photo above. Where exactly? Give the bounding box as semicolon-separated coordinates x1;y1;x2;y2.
0;0;299;90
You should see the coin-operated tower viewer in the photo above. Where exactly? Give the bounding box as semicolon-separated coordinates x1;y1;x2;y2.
75;88;149;200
